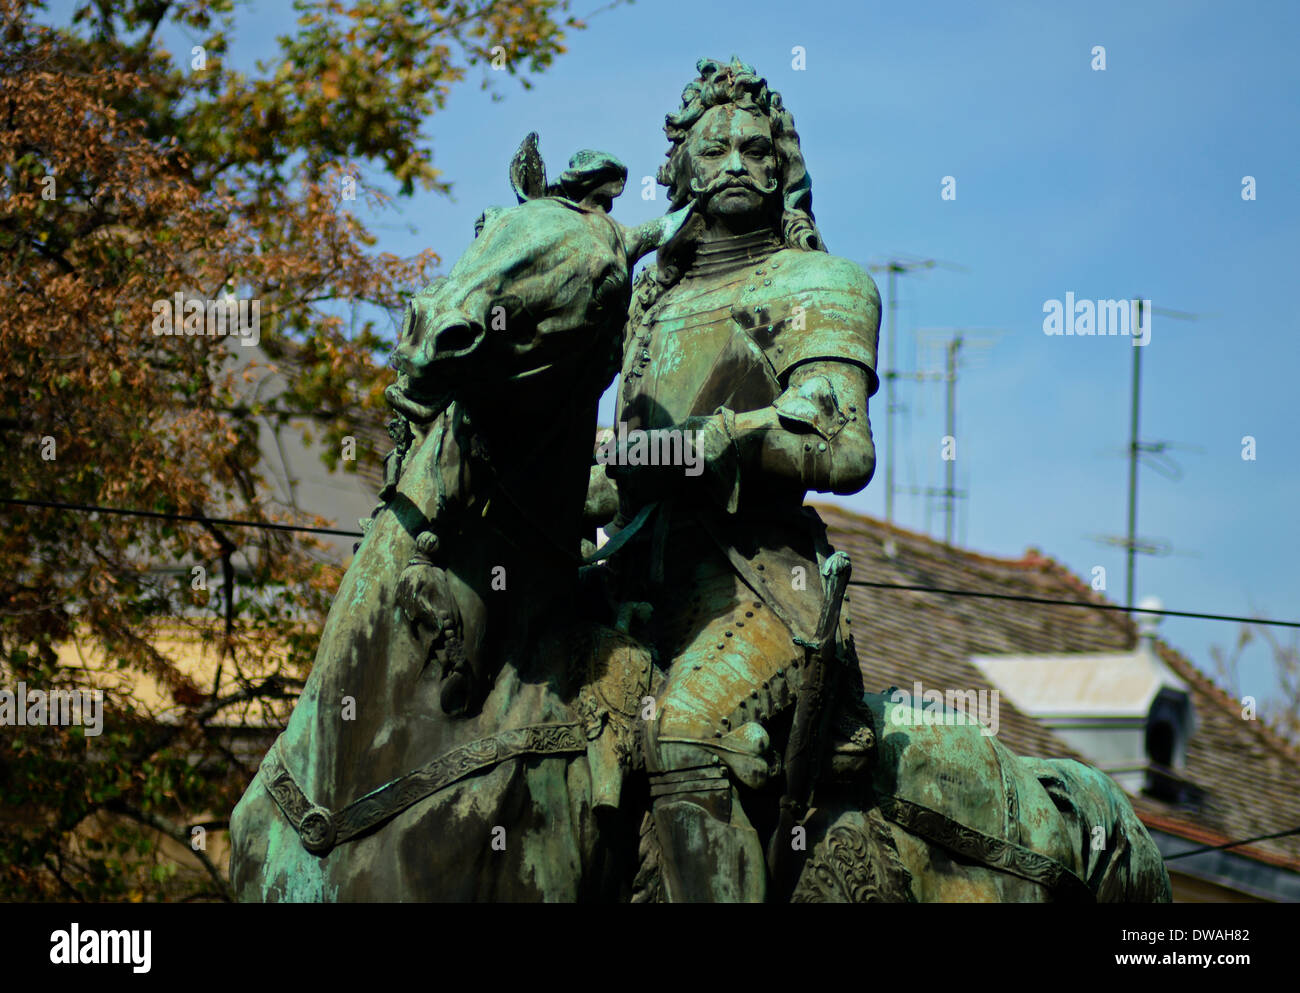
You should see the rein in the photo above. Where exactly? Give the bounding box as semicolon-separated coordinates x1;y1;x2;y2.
261;724;587;857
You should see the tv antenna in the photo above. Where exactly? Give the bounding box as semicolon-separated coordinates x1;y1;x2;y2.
1090;300;1210;611
896;328;1002;544
866;254;968;524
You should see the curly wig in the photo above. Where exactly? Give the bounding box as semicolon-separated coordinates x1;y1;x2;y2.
657;57;825;255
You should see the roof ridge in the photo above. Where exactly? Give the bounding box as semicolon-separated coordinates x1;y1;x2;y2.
808;501;1053;571
974;535;1300;770
1022;535;1300;770
1030;553;1139;640
810;501;1145;586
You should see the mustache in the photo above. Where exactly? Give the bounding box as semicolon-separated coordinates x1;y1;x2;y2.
688;173;780;199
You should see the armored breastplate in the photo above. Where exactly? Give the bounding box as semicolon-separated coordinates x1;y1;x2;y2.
611;235;883;639
618;237;880;435
619;239;793;432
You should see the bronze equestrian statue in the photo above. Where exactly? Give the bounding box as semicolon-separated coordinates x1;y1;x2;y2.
229;58;1172;903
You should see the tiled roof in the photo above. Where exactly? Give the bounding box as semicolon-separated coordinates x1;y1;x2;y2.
816;502;1300;869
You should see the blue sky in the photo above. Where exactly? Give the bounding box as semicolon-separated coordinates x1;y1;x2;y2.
49;0;1300;711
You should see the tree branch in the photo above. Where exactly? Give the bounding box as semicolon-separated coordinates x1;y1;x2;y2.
105;798;234;902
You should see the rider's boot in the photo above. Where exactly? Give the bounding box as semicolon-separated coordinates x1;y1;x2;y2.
644;720;768;902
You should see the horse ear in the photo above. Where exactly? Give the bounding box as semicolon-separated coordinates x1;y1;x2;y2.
509;132;549;203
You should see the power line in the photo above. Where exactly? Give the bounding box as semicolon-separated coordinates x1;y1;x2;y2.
1;497;363;538
6;497;1299;630
1163;826;1300;861
5;499;1299;865
846;580;1300;630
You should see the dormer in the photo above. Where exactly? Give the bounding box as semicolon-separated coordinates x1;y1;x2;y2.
972;598;1196;802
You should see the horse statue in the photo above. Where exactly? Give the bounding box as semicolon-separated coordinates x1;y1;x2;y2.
229;136;1171;903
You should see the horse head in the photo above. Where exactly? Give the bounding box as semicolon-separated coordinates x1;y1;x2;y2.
387;137;688;717
392;136;690;412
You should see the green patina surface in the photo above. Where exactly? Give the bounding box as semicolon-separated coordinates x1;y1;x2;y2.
228;58;1171;904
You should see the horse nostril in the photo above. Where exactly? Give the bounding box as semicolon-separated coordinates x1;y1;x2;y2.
431;320;484;358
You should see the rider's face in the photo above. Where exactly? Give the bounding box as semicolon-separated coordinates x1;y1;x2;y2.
683;105;778;223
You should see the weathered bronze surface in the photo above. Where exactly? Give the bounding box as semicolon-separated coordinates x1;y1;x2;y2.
229;59;1171;903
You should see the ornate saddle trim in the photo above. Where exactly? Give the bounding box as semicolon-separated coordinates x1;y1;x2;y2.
261;723;586;857
876;794;1095;903
791;814;915;903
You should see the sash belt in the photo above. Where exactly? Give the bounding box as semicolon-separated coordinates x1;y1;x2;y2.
260;722;587;857
877;794;1095;903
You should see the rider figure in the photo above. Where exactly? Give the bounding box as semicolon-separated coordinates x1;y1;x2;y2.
593;57;882;902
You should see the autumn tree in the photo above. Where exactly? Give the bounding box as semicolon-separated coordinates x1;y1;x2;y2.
0;0;593;900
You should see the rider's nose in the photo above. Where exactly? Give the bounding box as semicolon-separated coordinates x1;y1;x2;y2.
722;146;745;174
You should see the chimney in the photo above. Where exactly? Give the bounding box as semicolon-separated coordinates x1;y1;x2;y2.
1136;595;1162;650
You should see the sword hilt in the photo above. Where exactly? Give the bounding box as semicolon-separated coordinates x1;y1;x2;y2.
813;551;852;651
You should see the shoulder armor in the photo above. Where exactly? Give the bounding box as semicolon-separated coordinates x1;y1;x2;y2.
748;251;881;395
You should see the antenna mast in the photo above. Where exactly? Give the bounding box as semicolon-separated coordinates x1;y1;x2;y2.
867;256;966;523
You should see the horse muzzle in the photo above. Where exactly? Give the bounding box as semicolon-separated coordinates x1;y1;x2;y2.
395;304;488;393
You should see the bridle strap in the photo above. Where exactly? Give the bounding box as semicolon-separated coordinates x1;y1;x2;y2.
261;723;586;857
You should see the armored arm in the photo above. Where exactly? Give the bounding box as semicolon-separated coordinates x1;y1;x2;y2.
668;360;873;514
729;358;876;495
685;254;881;505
